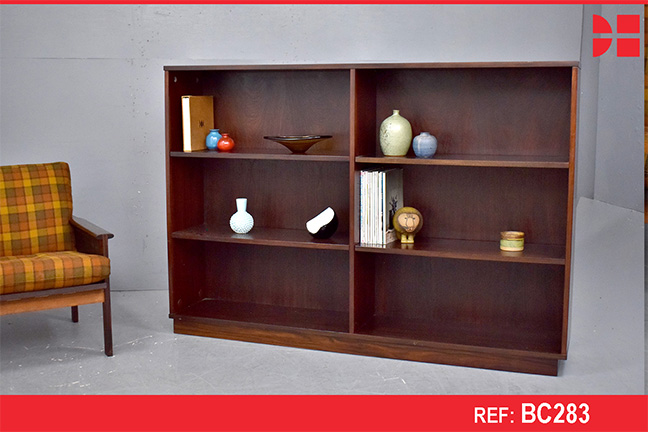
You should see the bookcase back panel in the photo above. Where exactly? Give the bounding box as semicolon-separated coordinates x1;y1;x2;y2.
200;70;350;154
370;67;572;158
203;159;349;233
204;243;349;313
404;165;569;245
369;255;564;352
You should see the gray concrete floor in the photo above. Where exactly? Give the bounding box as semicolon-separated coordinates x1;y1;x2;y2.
0;198;645;394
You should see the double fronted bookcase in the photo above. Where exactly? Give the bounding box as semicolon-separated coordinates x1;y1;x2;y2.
165;62;578;375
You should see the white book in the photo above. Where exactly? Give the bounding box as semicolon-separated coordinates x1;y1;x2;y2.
361;170;366;244
181;95;214;152
379;170;385;244
370;169;378;245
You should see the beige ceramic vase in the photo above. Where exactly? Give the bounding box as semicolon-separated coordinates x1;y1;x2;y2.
379;110;412;157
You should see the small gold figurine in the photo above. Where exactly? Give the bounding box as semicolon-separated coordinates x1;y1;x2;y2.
393;207;423;244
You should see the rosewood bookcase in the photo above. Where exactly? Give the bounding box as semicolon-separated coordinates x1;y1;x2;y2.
165;62;578;375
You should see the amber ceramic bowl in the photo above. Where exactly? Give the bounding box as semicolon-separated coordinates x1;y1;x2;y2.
264;135;332;153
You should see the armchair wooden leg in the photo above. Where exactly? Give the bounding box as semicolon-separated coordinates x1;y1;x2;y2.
102;281;113;357
71;306;79;323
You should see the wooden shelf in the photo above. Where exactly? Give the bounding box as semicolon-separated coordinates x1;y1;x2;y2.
356;238;565;265
356;316;563;356
171;148;348;162
356;154;569;169
172;298;349;333
172;224;349;251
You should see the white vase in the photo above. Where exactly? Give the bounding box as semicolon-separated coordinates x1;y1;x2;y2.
229;198;254;234
379;110;412;157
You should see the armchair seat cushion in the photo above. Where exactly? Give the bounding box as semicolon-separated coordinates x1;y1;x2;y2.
0;251;110;295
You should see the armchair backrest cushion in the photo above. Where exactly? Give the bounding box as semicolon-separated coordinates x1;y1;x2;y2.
0;162;75;257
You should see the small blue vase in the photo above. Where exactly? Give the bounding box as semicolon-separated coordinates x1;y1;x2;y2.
206;129;222;151
412;132;437;158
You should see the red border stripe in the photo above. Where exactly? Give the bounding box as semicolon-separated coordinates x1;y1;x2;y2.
1;395;647;432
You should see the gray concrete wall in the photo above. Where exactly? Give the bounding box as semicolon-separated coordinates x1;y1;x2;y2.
0;4;620;292
592;4;644;212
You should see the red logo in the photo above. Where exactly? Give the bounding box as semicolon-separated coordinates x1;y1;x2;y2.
593;14;641;57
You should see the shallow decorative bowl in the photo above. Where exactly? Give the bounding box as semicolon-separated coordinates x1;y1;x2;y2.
264;135;332;153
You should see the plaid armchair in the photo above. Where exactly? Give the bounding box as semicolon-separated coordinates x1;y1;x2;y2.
0;162;114;356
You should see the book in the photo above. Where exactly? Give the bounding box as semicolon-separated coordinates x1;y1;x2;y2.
181;95;214;152
359;167;403;245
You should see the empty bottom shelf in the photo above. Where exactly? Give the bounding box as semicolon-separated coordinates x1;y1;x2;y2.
171;299;349;333
356;316;563;355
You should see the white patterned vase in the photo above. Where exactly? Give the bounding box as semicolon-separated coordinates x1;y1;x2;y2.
379;110;412;157
229;198;254;234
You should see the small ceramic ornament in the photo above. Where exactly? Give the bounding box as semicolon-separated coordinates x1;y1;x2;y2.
412;132;437;158
206;129;222;151
393;206;423;244
379;110;412;157
500;231;524;251
229;198;254;234
306;207;338;239
217;133;235;152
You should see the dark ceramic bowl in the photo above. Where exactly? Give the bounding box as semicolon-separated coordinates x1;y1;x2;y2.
264;135;332;153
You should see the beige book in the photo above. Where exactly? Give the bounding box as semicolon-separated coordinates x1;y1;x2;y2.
182;95;214;152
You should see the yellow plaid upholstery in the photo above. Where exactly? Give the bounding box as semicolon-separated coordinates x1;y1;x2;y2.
0;251;110;295
0;162;75;256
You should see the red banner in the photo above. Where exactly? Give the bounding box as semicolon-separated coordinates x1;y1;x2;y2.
1;395;646;432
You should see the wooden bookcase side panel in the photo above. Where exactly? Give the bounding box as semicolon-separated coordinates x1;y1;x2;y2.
358;255;565;353
201;159;350;234
561;66;580;355
358;67;573;160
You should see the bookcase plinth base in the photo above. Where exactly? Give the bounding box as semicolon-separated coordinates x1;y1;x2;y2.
172;317;561;376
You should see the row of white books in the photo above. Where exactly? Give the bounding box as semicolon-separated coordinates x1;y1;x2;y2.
359;167;404;245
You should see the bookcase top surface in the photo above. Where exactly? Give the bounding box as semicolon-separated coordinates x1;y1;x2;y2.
164;61;579;71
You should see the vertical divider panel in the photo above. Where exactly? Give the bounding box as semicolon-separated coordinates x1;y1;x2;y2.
350;69;378;333
349;69;358;333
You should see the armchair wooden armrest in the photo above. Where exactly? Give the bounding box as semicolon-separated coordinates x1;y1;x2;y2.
69;216;114;354
71;216;114;256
